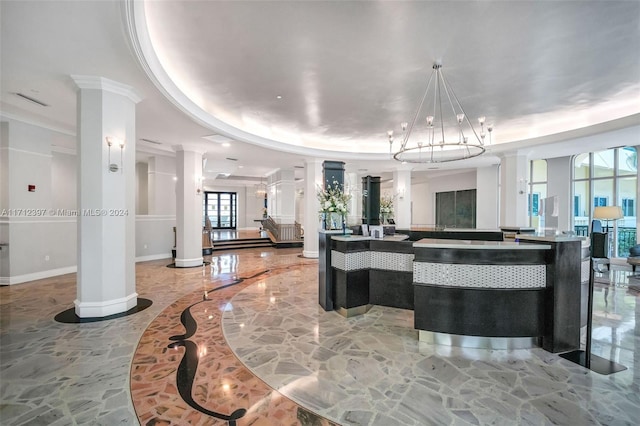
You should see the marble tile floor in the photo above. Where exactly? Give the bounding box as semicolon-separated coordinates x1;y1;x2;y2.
1;249;639;425
1;248;324;425
222;266;640;425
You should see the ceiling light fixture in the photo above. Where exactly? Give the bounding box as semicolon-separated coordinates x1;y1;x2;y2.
388;63;492;163
255;178;267;198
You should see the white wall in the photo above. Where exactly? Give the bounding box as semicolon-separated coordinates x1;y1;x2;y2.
476;165;500;229
0;119;77;284
52;151;77;210
136;162;148;215
148;155;176;215
135;215;176;261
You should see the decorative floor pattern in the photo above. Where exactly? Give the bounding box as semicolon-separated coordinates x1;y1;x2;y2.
1;247;640;425
130;257;336;425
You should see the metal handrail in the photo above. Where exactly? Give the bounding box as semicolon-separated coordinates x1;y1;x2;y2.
262;217;303;242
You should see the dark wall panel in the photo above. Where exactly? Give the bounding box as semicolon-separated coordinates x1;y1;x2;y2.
370;270;414;310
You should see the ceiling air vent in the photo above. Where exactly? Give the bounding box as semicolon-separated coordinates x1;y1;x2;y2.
225;157;238;161
14;92;49;107
140;138;162;145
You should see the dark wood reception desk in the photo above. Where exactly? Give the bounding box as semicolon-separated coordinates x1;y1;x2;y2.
320;231;586;353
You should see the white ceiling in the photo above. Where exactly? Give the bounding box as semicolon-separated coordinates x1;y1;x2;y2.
2;0;640;186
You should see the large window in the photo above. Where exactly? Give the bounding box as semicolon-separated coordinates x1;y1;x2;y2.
572;147;637;257
203;191;237;229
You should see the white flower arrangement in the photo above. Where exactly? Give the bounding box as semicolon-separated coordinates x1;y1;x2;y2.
380;195;394;217
317;181;351;215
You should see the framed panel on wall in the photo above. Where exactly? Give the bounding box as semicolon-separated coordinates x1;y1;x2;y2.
436;189;476;229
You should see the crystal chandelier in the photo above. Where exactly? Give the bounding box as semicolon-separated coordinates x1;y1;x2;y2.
388;63;493;163
255;178;267;198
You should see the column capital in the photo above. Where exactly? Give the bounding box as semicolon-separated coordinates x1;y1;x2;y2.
172;143;207;155
70;75;142;104
498;150;531;161
394;164;414;172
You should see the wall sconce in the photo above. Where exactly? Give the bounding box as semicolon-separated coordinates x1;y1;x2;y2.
518;178;528;195
106;137;125;173
397;187;406;200
196;176;203;195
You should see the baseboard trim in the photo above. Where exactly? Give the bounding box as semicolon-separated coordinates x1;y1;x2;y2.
4;266;78;285
135;253;172;262
3;254;174;285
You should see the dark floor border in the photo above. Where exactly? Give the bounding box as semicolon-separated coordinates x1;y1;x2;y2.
54;298;153;324
166;261;211;268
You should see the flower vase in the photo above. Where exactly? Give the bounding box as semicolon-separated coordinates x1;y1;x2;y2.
330;212;339;230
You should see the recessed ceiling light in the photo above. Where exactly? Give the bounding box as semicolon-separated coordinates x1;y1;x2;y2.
222;142;231;147
238;165;244;168
276;95;283;99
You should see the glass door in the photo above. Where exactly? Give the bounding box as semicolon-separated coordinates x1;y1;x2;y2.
204;192;237;229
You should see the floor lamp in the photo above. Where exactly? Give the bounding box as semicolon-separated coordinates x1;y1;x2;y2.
593;205;624;243
560;205;626;375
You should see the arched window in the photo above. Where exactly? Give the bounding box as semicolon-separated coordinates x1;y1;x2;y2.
572;147;637;257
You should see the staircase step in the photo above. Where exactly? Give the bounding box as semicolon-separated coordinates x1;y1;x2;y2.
211;237;275;251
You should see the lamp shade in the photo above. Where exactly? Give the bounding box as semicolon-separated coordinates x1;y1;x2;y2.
593;206;624;220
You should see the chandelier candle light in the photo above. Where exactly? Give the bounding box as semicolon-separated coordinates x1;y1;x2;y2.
388;63;493;163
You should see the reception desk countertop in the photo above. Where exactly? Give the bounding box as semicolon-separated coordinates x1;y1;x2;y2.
413;238;551;250
515;234;587;243
331;234;409;242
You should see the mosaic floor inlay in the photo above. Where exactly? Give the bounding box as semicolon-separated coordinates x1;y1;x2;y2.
1;245;640;425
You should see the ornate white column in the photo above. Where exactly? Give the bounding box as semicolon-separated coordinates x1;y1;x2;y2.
303;159;322;258
268;169;296;224
72;75;141;317
174;146;203;268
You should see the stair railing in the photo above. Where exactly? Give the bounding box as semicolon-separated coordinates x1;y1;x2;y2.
262;217;304;243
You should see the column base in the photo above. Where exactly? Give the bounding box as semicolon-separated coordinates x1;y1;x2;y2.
302;250;319;258
175;257;204;268
74;292;138;318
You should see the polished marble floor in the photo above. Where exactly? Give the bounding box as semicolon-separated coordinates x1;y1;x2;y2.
1;247;639;425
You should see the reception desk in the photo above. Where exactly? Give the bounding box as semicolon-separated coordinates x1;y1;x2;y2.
321;231;585;353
